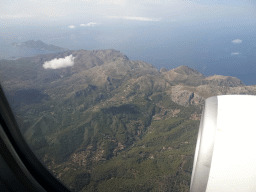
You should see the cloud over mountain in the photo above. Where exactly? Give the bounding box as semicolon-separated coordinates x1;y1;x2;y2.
43;55;75;69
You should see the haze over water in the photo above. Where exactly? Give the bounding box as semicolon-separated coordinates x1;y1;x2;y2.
1;0;256;85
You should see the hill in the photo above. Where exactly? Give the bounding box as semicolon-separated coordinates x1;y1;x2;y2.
0;49;255;191
12;40;69;52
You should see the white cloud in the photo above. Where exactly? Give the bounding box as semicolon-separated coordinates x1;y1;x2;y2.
109;16;161;21
43;55;75;69
80;22;100;27
232;39;242;44
231;52;240;55
68;25;75;28
97;0;127;6
79;0;126;5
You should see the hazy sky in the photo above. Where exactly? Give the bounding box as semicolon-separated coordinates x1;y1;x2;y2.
1;0;256;84
1;0;255;23
1;0;255;47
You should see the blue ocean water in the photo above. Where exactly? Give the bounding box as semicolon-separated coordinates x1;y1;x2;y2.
0;20;255;85
0;41;62;60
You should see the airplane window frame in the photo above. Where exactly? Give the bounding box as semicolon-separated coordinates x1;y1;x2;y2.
0;84;71;192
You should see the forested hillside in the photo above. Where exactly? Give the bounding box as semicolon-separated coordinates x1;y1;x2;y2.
1;49;255;191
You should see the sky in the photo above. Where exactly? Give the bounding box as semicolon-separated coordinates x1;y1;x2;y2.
0;0;256;84
1;0;255;21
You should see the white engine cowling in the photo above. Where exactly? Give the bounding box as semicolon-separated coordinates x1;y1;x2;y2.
190;95;256;192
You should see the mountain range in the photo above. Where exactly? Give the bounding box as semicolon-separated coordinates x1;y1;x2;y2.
0;49;255;192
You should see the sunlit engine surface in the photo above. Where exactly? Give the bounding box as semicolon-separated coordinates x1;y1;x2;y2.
190;95;256;192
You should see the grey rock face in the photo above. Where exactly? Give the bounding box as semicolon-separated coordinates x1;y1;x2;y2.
160;67;168;73
170;85;204;107
204;75;245;87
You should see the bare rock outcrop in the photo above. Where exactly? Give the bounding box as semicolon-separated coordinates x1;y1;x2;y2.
160;67;168;73
163;65;245;87
163;66;206;86
170;85;204;107
204;75;245;87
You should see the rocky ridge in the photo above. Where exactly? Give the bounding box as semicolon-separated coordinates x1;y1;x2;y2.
1;49;252;104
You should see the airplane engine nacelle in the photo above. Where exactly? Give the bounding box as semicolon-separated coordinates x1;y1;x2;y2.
190;95;256;192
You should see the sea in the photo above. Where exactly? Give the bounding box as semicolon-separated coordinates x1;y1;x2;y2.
0;20;255;85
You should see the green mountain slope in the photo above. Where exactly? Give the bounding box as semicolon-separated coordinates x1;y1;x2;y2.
0;49;255;191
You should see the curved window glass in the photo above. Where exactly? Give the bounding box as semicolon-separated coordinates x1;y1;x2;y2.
0;1;255;191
